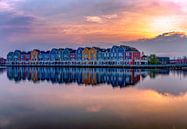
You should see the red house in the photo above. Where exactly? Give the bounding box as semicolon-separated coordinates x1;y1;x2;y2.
125;47;141;65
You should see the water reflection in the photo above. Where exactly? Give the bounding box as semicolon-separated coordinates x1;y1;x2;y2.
7;67;148;88
1;67;187;129
5;67;187;95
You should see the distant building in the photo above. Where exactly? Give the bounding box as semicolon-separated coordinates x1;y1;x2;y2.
0;58;6;65
157;57;170;65
170;58;187;64
141;55;149;65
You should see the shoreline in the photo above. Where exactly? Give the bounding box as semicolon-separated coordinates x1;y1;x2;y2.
3;64;187;69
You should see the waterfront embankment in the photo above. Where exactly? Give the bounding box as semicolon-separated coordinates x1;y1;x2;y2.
4;64;187;69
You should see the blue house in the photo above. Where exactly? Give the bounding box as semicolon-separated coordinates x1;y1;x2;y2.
44;51;50;61
103;48;111;61
38;51;45;61
63;48;72;60
50;48;59;61
14;50;21;62
70;50;76;61
21;52;26;62
25;52;31;61
96;49;104;61
58;48;64;61
76;47;84;61
118;45;130;61
110;46;120;61
7;52;14;62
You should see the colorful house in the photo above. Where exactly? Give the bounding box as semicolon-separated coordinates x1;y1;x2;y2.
14;50;21;62
31;49;39;61
110;46;120;61
25;52;31;61
90;47;99;61
76;47;84;61
50;48;59;61
38;51;46;61
63;48;72;60
21;52;26;61
44;51;50;61
82;47;91;61
96;49;105;61
104;48;111;60
6;45;146;66
70;50;76;61
7;52;14;62
58;48;64;61
125;47;141;65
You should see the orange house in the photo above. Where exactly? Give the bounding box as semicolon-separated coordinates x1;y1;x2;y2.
82;47;91;61
89;47;97;61
31;49;39;61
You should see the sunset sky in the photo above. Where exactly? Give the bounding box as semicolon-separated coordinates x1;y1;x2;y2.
0;0;187;56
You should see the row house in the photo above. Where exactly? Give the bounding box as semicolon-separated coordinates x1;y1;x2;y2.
125;47;141;65
76;47;84;61
31;49;39;61
6;45;144;65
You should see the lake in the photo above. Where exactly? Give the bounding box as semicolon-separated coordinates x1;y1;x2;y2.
0;67;187;129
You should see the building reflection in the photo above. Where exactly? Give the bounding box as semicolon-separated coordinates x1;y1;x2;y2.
0;68;6;75
6;67;150;88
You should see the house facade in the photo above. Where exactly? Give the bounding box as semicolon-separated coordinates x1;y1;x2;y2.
63;48;72;61
125;48;141;65
82;47;90;61
76;48;83;61
50;48;59;62
31;49;39;61
70;50;76;61
7;52;14;63
14;50;21;62
5;45;147;66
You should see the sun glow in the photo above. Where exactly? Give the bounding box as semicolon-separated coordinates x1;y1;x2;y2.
149;17;182;34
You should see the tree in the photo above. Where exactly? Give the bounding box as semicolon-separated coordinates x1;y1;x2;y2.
149;54;158;64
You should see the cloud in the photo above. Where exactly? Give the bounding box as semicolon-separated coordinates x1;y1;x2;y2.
85;16;103;23
0;12;34;26
0;0;13;12
0;0;187;57
103;14;118;19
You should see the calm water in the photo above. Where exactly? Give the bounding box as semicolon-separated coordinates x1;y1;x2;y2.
0;67;187;129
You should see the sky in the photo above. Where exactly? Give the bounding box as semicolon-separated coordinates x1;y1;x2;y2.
0;0;187;57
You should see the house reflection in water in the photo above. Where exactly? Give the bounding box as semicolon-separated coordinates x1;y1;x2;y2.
7;67;152;88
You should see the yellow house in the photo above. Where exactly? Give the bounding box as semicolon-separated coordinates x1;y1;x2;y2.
82;47;91;61
31;49;39;61
90;47;97;61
